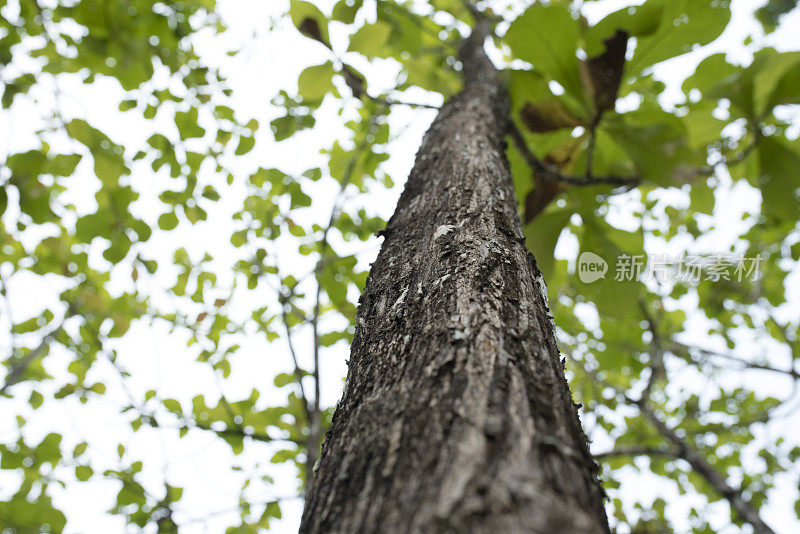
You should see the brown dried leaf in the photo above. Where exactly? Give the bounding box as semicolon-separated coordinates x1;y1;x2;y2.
524;181;567;223
298;18;331;48
520;100;581;133
580;30;628;115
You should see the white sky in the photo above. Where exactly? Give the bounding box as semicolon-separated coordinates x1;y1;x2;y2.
1;0;799;532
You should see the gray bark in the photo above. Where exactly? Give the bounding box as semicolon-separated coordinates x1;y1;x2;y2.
301;17;609;534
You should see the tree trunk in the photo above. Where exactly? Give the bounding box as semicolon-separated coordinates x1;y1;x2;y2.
301;16;609;534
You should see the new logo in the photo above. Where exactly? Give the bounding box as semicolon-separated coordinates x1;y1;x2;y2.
578;252;608;283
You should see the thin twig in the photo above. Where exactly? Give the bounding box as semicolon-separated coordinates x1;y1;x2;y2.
594;446;678;460
639;298;663;403
1;308;72;395
278;289;313;425
669;341;800;380
306;109;386;485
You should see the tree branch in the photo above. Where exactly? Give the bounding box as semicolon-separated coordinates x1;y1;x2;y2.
593;446;678;460
1;309;72;395
306;110;385;485
572;353;777;534
635;400;776;534
278;289;313;426
669;341;800;380
508;121;640;187
639;298;664;403
185;420;284;445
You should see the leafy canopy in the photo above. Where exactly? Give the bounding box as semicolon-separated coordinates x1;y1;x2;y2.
1;0;799;531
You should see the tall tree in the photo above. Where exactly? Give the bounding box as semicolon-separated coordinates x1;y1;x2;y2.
301;8;609;533
2;0;800;531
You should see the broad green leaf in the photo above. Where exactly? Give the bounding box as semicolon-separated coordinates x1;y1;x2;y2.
75;465;93;481
625;0;732;77
690;179;715;215
235;135;256;155
297;61;336;102
290;0;330;47
175;108;206;140
158;211;179;231
347;21;392;59
758;137;800;222
603;105;700;185
756;0;799;32
681;100;726;150
576;218;643;321
524;209;571;280
583;3;663;56
332;0;363;23
507;69;554;115
752;51;800;115
682;53;738;96
506;4;585;103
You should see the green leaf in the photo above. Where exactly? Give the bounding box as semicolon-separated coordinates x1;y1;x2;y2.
332;0;362;23
66;119;129;183
505;4;585;102
235;135;255;155
47;154;82;176
758;137;800;222
73;442;88;458
584;3;662;57
290;0;330;47
175;108;206;140
577;218;644;321
524;209;571;280
158;211;179;230
103;233;131;263
163;398;183;416
297;61;336;102
681;101;726;150
274;373;295;387
118;99;137;112
347;21;392;59
603;105;700;185
752;51;800;115
624;0;732;77
689;179;715;215
682;53;738;95
756;0;799;32
75;465;93;481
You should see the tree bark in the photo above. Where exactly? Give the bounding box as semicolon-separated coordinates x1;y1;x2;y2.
301;16;609;534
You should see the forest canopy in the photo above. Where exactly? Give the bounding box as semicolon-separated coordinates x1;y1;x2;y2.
1;0;799;532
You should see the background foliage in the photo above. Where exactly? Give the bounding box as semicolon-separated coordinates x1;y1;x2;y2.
1;0;799;532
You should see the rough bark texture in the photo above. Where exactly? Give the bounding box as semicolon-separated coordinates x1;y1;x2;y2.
301;19;609;534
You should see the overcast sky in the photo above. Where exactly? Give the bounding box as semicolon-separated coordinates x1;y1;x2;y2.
1;0;799;532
